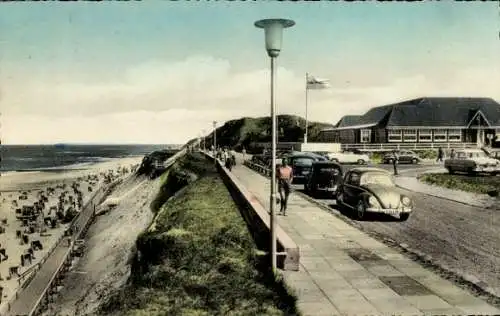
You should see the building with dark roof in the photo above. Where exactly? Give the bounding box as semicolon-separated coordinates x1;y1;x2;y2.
318;97;500;147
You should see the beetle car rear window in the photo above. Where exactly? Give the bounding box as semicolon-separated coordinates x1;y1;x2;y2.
294;158;314;166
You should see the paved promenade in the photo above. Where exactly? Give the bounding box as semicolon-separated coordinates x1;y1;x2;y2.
229;157;500;315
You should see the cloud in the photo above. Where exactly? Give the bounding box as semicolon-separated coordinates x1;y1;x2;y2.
1;55;500;144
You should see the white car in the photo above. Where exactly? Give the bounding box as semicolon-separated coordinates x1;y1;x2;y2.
444;149;500;175
326;151;370;165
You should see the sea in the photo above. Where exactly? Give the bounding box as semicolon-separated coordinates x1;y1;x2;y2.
0;144;179;172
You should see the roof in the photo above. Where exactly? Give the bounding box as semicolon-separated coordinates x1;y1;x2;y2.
323;97;500;131
348;167;391;174
312;161;342;166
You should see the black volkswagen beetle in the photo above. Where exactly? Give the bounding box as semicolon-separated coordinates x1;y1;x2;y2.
284;153;327;184
336;167;413;221
304;161;343;198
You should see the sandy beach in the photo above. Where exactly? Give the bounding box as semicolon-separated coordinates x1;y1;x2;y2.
0;156;143;310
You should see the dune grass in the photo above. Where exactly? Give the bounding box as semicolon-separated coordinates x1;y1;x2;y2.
100;153;299;316
418;173;500;196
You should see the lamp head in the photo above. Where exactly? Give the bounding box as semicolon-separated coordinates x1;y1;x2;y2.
255;18;295;58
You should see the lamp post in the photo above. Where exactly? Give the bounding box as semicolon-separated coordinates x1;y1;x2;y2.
255;18;295;272
202;129;206;151
213;121;217;158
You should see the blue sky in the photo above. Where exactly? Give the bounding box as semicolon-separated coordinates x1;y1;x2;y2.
1;2;499;144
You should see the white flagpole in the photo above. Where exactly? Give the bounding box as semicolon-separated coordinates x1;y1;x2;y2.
305;72;309;144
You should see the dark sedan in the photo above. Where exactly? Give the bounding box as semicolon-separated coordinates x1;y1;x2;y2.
304;161;343;198
284;153;326;184
336;167;413;221
382;150;421;164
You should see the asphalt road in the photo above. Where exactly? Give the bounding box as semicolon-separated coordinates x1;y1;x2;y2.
292;162;500;302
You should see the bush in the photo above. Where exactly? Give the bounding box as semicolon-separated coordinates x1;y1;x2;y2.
418;173;500;195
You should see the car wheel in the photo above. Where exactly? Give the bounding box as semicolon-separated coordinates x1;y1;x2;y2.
447;167;454;174
411;158;418;164
357;159;365;165
398;213;410;221
331;158;339;163
388;158;393;164
356;200;367;220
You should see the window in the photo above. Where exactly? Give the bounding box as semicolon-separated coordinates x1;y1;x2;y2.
360;129;371;143
347;172;360;186
418;130;432;142
433;129;447;142
293;158;314;166
403;129;417;142
447;129;462;142
388;129;402;142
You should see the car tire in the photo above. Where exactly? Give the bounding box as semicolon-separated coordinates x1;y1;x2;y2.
411;158;418;164
356;200;367;220
357;159;365;165
447;167;454;174
331;158;339;163
398;213;410;221
387;158;393;164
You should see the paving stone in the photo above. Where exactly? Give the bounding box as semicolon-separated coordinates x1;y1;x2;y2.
369;297;424;315
421;307;469;316
324;257;365;272
314;276;354;291
300;257;332;272
283;270;316;284
379;276;432;296
349;277;388;289
367;265;405;277
297;300;341;316
357;287;401;301
290;280;328;303
456;304;500;315
336;268;375;281
325;289;382;315
403;295;453;310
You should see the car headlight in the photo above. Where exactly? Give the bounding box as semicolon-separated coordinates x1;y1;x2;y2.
368;196;380;207
401;196;411;206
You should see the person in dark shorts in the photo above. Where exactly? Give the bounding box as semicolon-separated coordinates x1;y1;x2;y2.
277;158;294;215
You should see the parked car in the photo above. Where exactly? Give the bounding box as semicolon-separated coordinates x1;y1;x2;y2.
285;154;325;183
382;150;420;164
336;167;413;221
304;161;344;198
326;151;370;165
444;149;500;175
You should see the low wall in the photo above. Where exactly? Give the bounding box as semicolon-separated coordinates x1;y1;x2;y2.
203;151;299;271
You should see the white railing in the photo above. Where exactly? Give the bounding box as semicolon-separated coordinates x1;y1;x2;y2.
341;142;478;152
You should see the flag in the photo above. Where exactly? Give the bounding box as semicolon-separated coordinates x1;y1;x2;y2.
307;74;330;90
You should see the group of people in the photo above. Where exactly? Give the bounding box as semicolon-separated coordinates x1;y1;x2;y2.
215;147;237;171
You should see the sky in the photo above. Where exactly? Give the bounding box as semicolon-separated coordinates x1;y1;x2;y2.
1;2;499;144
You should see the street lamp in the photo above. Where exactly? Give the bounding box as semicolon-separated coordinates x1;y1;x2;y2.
255;18;295;271
213;121;217;158
202;129;207;150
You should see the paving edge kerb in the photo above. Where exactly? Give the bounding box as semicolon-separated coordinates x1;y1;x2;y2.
202;152;300;272
243;159;500;308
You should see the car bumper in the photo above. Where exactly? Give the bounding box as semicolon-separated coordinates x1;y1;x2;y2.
473;166;500;173
366;206;412;216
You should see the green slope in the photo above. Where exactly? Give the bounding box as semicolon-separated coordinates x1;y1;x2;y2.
200;115;333;151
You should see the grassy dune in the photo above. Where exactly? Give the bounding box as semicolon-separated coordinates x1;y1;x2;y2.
100;154;298;316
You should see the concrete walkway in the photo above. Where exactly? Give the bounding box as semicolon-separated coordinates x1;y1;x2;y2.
230;159;500;315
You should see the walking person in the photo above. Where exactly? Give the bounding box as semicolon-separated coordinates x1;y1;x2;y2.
436;147;444;163
450;148;456;159
392;150;399;176
242;147;247;162
277;158;293;215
